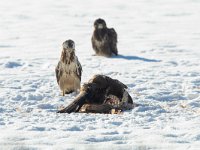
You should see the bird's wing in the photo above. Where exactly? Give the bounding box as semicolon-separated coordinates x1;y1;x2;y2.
55;61;62;84
108;28;117;43
89;75;132;104
104;76;128;89
104;76;133;104
113;79;128;89
57;91;88;113
89;75;109;89
75;56;82;80
108;28;118;55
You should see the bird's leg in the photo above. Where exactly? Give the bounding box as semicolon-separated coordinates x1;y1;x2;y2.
62;90;65;96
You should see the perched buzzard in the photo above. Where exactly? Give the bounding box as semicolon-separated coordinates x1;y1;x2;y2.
57;75;137;114
91;18;118;57
55;40;82;96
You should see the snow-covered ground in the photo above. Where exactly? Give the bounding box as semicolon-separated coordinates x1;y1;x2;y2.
0;0;200;149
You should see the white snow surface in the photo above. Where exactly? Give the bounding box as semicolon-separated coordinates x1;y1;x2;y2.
0;0;200;149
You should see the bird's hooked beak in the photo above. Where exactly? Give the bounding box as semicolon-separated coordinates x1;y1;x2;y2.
63;47;74;54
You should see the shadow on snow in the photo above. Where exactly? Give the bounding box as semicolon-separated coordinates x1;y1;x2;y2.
112;54;161;62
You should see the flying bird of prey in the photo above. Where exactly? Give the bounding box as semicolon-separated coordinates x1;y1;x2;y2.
57;75;137;114
55;40;82;96
91;18;118;57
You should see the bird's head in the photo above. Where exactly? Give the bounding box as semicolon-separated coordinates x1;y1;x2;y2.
94;18;107;29
62;39;75;53
61;39;75;63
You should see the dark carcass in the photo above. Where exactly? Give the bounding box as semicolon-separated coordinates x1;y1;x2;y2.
57;75;137;114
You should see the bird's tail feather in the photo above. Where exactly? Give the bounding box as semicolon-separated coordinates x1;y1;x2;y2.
57;91;87;113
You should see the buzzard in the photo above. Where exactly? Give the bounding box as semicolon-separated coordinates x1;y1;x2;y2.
55;40;82;96
91;18;118;57
57;75;137;114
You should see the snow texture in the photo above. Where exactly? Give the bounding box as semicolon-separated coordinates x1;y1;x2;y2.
0;0;200;149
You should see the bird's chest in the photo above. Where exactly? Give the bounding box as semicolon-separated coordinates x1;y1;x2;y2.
61;61;77;75
95;39;104;46
94;31;108;43
95;37;109;49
